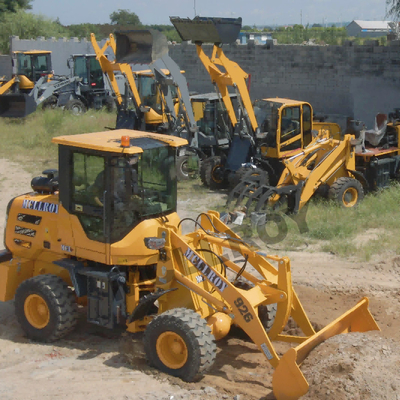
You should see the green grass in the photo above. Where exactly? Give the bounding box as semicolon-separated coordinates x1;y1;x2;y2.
0;108;116;174
1;110;398;261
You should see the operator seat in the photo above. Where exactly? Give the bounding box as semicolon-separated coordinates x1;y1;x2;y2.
364;113;387;147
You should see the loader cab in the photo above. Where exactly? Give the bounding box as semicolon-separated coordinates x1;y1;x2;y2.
70;54;105;90
14;51;52;89
255;99;313;159
191;93;236;148
56;131;179;245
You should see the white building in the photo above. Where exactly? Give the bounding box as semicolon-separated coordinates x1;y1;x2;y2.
346;20;391;38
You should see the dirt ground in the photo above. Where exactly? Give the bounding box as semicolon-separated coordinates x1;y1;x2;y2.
1;158;400;400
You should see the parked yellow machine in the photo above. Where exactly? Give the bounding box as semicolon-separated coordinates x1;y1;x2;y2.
170;16;342;189
229;114;400;212
0;128;379;399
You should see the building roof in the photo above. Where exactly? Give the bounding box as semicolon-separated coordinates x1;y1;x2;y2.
349;20;391;30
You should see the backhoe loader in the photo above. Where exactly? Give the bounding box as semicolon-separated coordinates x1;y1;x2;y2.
0;128;379;399
170;16;341;188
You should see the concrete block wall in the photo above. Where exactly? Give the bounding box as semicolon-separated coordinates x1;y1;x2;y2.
10;36;115;77
169;42;400;128
4;37;400;128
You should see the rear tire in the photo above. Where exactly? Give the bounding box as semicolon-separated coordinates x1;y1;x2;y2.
143;308;216;382
15;274;78;342
328;177;364;208
66;99;86;115
199;156;226;189
176;156;190;181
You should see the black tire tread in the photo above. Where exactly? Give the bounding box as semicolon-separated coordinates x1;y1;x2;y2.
143;308;216;382
15;274;78;342
328;177;364;207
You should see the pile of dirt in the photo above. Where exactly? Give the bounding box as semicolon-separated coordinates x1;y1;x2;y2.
302;331;400;400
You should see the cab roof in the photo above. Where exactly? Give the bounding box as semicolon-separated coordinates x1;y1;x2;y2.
262;98;311;107
52;129;188;154
14;50;52;55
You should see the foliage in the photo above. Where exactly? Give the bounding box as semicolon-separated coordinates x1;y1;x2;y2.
0;10;67;53
67;23;100;39
109;9;141;26
0;0;31;13
271;26;348;45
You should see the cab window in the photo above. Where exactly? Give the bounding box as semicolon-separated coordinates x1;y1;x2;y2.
280;106;301;150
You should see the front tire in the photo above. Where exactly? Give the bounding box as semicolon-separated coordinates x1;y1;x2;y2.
328;177;364;208
15;275;78;342
143;308;216;382
66;99;86;115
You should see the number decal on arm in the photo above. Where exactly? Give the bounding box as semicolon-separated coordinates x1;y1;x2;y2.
234;297;253;322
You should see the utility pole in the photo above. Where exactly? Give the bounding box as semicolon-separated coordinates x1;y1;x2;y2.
301;10;303;26
194;0;197;17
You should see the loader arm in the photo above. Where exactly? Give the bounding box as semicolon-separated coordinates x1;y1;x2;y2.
151;211;379;399
272;135;356;210
91;33;142;109
0;77;17;95
196;44;258;134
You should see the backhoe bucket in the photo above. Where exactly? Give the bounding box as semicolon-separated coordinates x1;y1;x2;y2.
170;16;242;44
114;29;169;64
0;93;36;118
272;297;380;400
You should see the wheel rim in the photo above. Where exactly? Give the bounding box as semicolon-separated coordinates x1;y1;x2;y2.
342;187;358;207
180;160;189;177
211;164;224;183
24;294;50;329
71;105;82;115
156;331;188;369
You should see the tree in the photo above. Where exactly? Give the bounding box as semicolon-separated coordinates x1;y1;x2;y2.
0;0;32;13
386;0;400;19
110;9;141;26
0;10;67;53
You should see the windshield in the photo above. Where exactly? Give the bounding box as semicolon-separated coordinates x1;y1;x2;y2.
110;145;177;242
138;75;161;112
253;100;282;147
17;53;49;82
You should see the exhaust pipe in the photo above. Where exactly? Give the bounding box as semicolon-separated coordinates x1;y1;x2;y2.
0;94;37;118
114;29;169;64
170;16;242;44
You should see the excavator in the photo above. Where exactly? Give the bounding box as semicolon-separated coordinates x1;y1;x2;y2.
170;16;342;188
0;127;379;400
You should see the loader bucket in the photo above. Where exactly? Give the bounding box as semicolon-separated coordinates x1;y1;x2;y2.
272;297;380;400
170;16;242;44
114;29;169;64
0;93;36;118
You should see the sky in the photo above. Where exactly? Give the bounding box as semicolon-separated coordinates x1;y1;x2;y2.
30;0;389;27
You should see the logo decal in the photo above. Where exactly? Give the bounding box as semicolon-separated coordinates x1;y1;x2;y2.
22;200;59;214
184;247;228;292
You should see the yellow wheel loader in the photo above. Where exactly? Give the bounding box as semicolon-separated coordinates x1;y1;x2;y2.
228;113;400;212
170;16;342;189
0;128;379;399
0;50;52;117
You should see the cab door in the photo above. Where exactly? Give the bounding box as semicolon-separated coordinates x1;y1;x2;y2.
69;152;111;263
